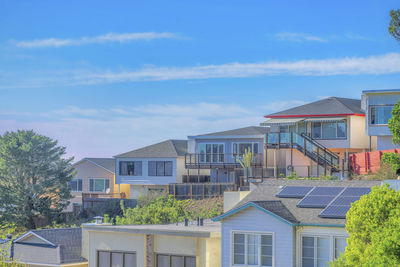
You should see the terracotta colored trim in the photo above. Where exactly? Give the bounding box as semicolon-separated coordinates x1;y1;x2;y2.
264;113;365;118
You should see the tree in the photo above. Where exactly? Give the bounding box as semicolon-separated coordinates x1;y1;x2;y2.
330;184;400;266
0;130;74;229
389;9;400;42
388;99;400;145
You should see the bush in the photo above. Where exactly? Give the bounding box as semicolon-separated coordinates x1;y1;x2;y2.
368;163;397;180
381;152;400;173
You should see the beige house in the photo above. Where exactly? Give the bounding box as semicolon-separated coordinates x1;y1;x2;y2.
81;220;221;267
67;158;130;212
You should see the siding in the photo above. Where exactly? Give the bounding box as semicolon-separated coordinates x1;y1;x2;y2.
221;207;294;267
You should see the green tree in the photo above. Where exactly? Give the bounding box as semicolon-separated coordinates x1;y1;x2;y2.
0;130;74;229
388;99;400;145
389;9;400;42
330;184;400;266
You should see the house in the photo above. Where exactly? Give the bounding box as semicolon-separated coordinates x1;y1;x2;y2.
213;179;380;267
362;89;400;151
261;97;372;178
81;219;221;267
12;228;88;267
67;158;130;212
114;140;188;199
186;126;267;184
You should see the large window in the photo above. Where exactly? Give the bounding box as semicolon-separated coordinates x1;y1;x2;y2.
312;121;347;139
156;254;196;267
69;178;82;192
97;251;136;267
119;161;142;176
232;232;273;267
301;236;347;267
89;178;110;193
198;144;224;163
370;106;393;125
148;161;173;176
232;143;259;155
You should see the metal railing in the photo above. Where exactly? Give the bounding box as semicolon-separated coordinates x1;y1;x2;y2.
82;192;128;199
185;153;263;168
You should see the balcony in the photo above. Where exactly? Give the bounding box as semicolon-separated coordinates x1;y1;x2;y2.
82;192;128;199
184;153;263;169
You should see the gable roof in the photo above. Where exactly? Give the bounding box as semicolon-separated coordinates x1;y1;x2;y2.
214;179;381;227
265;97;363;118
72;158;115;174
114;139;188;158
193;126;267;137
14;228;86;264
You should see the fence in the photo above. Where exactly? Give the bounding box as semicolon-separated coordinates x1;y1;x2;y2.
349;149;400;175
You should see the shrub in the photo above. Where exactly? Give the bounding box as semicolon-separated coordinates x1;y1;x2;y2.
381;152;400;173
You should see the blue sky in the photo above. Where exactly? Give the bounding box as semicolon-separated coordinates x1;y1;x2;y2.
1;0;400;160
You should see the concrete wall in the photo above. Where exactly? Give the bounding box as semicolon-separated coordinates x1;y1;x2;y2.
129;185;168;199
221;206;294;267
116;157;178;185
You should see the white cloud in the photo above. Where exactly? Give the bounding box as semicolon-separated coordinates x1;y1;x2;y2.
275;32;327;43
15;32;180;48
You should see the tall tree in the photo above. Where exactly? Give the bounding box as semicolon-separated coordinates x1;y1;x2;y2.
0;130;73;229
389;9;400;42
388;99;400;145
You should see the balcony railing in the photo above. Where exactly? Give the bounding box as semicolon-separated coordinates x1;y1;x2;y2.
82;192;127;199
185;153;263;169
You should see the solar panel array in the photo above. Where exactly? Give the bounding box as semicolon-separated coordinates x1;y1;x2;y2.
276;185;371;219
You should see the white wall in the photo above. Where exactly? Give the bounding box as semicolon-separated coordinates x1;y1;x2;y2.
221;206;294;267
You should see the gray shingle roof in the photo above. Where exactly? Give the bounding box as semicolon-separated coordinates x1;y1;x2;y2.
85;158;115;173
114;139;188;158
231;179;381;226
28;228;85;264
195;126;267;137
266;97;363;117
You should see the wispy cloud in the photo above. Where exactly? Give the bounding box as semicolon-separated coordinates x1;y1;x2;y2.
275;32;327;43
2;53;400;89
15;32;180;48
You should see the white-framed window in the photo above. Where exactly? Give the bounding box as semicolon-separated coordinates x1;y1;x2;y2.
301;235;347;267
156;254;196;267
119;161;142;176
98;250;136;267
148;161;173;176
89;178;110;193
232;232;274;267
311;120;347;140
370;105;393;125
232;143;259;155
198;143;224;163
69;178;82;192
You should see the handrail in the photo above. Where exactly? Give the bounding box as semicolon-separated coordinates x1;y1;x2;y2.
299;133;339;161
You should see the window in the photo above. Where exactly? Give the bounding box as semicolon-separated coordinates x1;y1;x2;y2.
312;120;347;139
89;179;110;193
232;232;273;267
302;236;347;267
119;161;142;176
198;144;224;163
156;254;196;267
334;237;347;259
148;161;173;176
370;106;393;125
232;143;259;155
97;251;136;267
69;178;82;192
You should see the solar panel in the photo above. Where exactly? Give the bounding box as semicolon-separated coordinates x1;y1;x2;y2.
276;186;313;198
329;196;361;206
319;205;350;219
297;196;336;208
340;187;370;197
308;187;344;196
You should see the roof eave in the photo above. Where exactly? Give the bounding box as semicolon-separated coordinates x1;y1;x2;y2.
264;113;365;118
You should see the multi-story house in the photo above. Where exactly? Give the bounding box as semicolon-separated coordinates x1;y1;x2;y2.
185;126;267;184
362;89;400;151
67;158;130;212
114;139;188;199
261;97;371;178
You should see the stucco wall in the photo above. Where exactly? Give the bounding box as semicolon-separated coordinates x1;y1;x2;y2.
377;136;400;151
349;115;370;149
221;206;294;267
223;191;250;212
129;185;168;199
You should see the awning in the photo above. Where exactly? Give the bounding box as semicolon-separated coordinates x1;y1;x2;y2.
304;117;346;123
260;118;304;126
